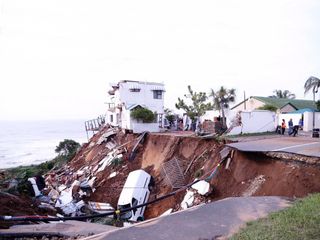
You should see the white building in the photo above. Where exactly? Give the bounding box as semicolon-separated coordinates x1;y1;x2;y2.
106;80;165;133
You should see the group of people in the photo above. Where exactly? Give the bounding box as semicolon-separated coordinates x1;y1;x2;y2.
279;118;300;137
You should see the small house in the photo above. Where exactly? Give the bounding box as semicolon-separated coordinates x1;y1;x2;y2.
106;80;165;133
231;96;317;113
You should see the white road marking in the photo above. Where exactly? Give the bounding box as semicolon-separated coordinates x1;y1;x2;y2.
273;142;320;151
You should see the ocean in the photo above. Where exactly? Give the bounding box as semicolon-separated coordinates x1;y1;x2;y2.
0;120;88;169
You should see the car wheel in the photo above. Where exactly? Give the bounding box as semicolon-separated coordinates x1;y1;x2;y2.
137;216;144;222
148;176;155;191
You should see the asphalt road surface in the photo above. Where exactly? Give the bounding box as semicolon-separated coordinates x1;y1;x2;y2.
84;196;291;240
227;137;320;157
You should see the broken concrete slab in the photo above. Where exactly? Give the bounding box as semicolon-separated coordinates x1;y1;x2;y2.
191;180;210;196
220;147;231;160
97;129;117;145
180;190;195;210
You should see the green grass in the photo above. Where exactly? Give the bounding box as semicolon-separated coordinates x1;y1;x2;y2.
230;193;320;240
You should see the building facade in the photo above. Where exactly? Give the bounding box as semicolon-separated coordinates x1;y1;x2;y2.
106;80;165;133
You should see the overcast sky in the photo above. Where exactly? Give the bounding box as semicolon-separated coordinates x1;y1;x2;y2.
1;0;320;121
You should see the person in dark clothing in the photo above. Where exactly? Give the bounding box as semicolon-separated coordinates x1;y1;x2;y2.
288;118;293;135
292;125;299;137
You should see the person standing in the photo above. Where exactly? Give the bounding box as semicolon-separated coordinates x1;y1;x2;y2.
288;118;293;135
281;119;286;135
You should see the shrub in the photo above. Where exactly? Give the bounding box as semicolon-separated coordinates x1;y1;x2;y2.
131;107;156;123
257;104;277;112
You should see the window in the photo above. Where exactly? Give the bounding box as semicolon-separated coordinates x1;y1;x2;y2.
153;90;163;99
131;198;139;215
130;88;141;92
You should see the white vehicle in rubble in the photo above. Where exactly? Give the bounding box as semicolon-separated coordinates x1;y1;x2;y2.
117;169;153;222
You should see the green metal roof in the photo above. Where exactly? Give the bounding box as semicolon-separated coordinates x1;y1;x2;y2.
252;96;317;110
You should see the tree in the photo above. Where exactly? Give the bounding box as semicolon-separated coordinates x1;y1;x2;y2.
316;100;320;111
164;108;175;125
55;139;80;159
304;76;320;97
175;85;212;121
257;104;277;112
210;86;236;128
270;90;296;99
130;107;155;123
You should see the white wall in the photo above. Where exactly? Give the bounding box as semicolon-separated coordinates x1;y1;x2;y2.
132;122;160;133
228;110;276;135
277;112;320;131
303;112;320;131
278;113;302;128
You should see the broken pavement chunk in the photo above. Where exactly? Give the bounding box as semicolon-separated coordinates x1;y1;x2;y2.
191;180;210;196
220;147;231;160
180;190;195;210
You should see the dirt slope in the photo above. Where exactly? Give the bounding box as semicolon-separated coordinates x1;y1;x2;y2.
210;151;320;200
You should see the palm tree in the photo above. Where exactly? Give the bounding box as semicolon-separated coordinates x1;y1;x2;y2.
270;90;296;99
209;87;236;128
304;76;320;96
304;76;320;129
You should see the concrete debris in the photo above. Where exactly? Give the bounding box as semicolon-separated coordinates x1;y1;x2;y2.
160;208;173;216
88;201;114;214
55;189;73;208
180;190;195;210
123;222;134;227
97;155;114;173
225;158;232;170
106;141;117;150
48;189;60;200
96;150;123;173
87;177;96;188
220;147;231;160
58;184;67;192
108;172;117;179
97;129;117;145
191;180;210;196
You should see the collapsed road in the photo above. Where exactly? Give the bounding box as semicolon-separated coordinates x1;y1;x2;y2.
1;126;320;239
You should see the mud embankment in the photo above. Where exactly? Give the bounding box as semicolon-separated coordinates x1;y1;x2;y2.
210;151;320;200
1;126;320;227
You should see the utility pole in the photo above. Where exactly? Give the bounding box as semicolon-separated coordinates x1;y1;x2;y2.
244;91;246;110
312;85;319;130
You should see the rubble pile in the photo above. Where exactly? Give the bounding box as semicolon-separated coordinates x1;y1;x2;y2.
36;127;129;217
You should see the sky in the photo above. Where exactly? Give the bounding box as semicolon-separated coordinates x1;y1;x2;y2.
1;0;320;121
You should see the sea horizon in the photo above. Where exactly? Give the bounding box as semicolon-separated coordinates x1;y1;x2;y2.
0;119;88;169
